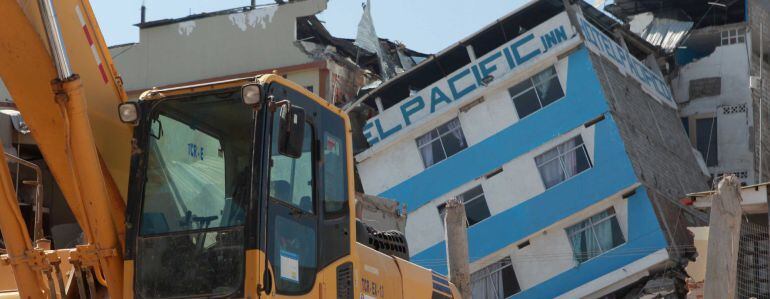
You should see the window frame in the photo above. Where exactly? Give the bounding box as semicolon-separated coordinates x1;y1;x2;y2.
535;135;593;189
139;106;242;236
437;185;491;227
131;91;255;299
565;208;625;264
721;28;746;45
509;66;564;119
694;116;718;167
269;119;317;214
470;256;521;298
416;118;468;168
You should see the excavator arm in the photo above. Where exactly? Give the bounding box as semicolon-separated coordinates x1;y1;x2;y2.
0;0;131;297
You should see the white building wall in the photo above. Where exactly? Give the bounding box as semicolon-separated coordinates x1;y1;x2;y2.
671;42;755;182
285;69;320;95
357;58;570;196
111;0;326;92
406;125;596;255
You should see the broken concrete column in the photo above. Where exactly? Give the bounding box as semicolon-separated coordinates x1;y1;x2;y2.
444;197;471;299
704;175;743;299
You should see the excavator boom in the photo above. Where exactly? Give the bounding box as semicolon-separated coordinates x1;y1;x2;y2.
0;0;129;297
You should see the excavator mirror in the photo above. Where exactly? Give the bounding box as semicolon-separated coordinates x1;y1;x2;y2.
277;104;305;158
118;102;140;125
241;83;262;107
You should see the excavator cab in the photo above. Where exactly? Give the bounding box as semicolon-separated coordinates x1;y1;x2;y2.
121;75;355;298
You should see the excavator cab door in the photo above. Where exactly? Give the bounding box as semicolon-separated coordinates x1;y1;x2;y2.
258;81;352;298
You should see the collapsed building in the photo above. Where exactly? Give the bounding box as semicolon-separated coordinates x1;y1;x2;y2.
607;0;770;186
348;0;711;297
603;1;770;297
109;0;427;105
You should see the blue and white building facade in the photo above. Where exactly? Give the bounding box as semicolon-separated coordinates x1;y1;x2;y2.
352;1;709;298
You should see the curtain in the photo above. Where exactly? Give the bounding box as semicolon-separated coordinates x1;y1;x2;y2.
417;131;436;166
567;222;588;262
593;219;614;256
445;119;466;147
533;68;556;101
536;149;564;189
558;137;579;178
567;210;616;263
471;262;506;299
591;210;618;255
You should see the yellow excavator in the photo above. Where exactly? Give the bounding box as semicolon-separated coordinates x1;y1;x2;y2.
0;0;459;298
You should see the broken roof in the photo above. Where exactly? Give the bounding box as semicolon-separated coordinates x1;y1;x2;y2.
135;4;278;29
295;15;429;78
606;0;746;29
349;0;656;112
628;12;694;52
122;2;427;82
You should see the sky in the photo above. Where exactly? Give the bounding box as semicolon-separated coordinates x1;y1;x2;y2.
90;0;534;54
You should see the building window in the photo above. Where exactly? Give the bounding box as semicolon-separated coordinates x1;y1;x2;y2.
696;117;718;167
688;77;721;100
470;257;521;298
437;185;491;227
681;117;690;137
509;66;564;119
304;85;314;93
416;118;467;168
721;28;746;46
535;136;592;189
566;208;625;263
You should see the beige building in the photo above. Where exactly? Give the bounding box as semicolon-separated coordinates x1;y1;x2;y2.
110;0;426;105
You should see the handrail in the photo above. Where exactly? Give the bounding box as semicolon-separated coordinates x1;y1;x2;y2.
3;153;45;245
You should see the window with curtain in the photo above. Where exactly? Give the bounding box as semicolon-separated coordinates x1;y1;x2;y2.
695;117;718;167
471;257;521;299
437;185;491;227
416;118;467;168
509;66;564;119
535;135;592;189
566;208;625;263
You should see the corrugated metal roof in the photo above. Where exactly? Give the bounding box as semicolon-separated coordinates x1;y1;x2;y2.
630;13;693;52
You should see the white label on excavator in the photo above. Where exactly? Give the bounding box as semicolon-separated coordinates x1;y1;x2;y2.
364;265;379;275
280;250;299;283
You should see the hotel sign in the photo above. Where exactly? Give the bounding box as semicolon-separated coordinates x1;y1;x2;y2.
576;14;675;108
363;12;577;146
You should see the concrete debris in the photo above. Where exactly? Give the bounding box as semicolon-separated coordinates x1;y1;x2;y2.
628;12;693;52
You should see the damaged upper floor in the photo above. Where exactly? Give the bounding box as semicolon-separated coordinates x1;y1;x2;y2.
108;0;427;100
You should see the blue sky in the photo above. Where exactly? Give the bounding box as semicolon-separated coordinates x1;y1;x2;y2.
90;0;535;53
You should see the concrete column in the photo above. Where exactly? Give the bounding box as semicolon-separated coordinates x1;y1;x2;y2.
704;175;743;299
444;198;471;299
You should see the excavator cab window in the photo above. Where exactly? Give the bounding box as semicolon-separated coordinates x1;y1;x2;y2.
133;91;253;298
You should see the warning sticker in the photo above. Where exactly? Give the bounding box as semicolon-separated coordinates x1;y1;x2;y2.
325;133;341;156
280;250;299;283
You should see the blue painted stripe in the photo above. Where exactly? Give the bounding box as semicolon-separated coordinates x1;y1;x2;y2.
411;114;639;273
379;48;610;213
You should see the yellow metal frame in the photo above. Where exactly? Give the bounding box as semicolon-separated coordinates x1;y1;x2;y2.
134;74;360;298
